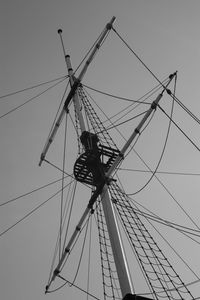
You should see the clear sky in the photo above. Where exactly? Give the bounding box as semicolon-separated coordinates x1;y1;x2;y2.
1;1;200;300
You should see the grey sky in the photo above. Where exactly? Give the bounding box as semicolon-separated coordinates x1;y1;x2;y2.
1;1;200;299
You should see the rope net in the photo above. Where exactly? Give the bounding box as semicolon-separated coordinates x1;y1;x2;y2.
108;181;195;300
77;86;119;151
95;199;122;300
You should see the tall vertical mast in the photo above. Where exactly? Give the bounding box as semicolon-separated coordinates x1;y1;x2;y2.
101;186;133;297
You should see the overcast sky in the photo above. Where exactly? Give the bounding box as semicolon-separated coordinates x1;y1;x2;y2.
1;1;200;300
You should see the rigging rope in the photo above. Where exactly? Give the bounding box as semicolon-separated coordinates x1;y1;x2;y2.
55;275;102;300
116;177;200;240
111;26;164;88
0;180;74;238
83;82;161;133
0;176;70;207
47;179;76;284
116;179;200;278
158;104;200;153
118;168;200;177
0;75;68;100
126;73;176;196
112;25;200;133
0;77;67;119
109;181;195;300
98;110;148;133
78;86;119;150
172;94;200;127
83;83;151;104
70;214;90;286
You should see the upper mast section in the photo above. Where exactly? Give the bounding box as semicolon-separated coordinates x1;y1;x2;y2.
39;16;116;166
58;29;86;133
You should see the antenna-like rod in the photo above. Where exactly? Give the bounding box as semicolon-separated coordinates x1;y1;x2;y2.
58;29;86;132
39;16;116;166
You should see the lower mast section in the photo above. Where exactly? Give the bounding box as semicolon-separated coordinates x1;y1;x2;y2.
101;185;133;297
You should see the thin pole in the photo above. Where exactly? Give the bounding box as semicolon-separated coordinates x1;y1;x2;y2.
57;30;86;132
65;54;86;132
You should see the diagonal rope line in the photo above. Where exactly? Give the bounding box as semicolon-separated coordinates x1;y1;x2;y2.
0;77;67;119
0;75;68;100
0;181;73;238
112;26;164;88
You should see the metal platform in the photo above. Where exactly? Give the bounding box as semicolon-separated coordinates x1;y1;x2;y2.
73;144;121;186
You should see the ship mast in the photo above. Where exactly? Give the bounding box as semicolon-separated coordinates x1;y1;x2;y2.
41;17;176;299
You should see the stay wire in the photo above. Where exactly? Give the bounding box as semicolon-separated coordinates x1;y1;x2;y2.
70;214;90;287
100;110;148;133
43;158;92;190
83;76;170;106
0;176;70;207
158;104;200;153
112;25;200;130
112;26;164;88
124;192;200;235
83;86;148;138
117;168;200;177
114;179;200;294
172;94;200;126
127;75;176;196
116;189;200;241
143;208;200;283
132;208;200;241
83;83;151;104
0;75;68;100
0;180;74;238
47;178;75;285
103;79;169;128
53;275;102;300
82;77;169;141
113;24;200;154
130;148;200;232
0;77;67;119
